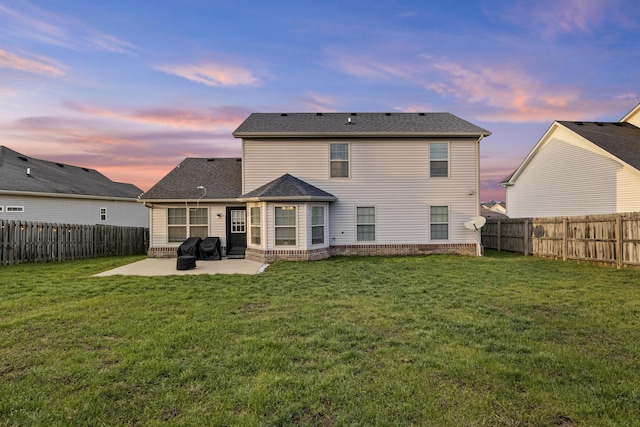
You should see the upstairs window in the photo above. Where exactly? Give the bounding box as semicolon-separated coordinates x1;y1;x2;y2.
330;143;349;178
430;142;449;177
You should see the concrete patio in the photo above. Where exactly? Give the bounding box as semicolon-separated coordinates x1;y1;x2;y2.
94;257;268;277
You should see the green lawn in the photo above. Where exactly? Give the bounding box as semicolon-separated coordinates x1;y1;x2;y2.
1;252;640;426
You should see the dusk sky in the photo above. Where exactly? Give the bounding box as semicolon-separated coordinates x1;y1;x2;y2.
1;0;639;202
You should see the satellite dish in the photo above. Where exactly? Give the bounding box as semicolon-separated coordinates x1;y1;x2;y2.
464;216;486;230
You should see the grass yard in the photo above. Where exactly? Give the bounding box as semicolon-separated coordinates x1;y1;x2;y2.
1;252;640;426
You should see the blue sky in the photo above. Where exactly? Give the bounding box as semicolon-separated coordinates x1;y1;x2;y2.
1;0;639;201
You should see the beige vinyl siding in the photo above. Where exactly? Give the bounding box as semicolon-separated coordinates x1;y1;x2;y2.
506;126;640;218
243;138;479;245
149;203;236;248
0;195;148;227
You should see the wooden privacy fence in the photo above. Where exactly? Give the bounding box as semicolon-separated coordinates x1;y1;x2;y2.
481;212;640;268
0;220;149;265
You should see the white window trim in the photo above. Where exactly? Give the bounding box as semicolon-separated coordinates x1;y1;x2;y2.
249;206;262;246
329;142;350;179
230;209;246;233
100;207;107;221
429;141;450;178
274;205;297;246
167;207;210;242
0;206;4;212
310;205;325;246
6;206;24;213
429;205;450;241
356;206;376;242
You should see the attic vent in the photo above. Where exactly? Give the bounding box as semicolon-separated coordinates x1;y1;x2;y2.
207;158;216;161
419;112;425;116
316;112;323;116
385;113;391;116
82;168;90;172
615;122;623;126
596;122;604;126
350;113;357;116
575;122;584;126
56;163;64;168
280;113;288;116
18;156;28;162
236;158;241;162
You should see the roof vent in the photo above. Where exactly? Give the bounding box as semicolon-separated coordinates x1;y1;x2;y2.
575;122;584;126
596;122;604;126
82;168;90;172
18;156;28;162
56;163;65;168
350;113;357;116
26;167;31;176
280;113;288;116
316;112;323;116
347;117;353;124
385;113;391;116
207;158;215;161
419;112;425;116
236;158;241;162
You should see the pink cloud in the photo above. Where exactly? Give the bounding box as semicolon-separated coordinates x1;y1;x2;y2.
157;62;259;87
495;0;636;38
0;48;66;76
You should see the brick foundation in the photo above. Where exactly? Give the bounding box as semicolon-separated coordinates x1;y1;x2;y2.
245;247;332;263
330;243;476;257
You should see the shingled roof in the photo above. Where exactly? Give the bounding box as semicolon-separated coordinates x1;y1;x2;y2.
0;146;141;199
233;112;491;138
141;158;242;200
558;121;640;171
239;174;336;202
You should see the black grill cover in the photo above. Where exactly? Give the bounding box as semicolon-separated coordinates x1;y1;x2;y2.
199;237;222;260
177;255;197;270
177;237;202;257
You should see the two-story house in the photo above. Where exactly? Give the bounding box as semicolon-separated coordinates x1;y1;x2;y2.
141;112;491;261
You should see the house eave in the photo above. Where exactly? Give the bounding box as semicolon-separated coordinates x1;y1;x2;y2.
237;196;337;203
0;189;139;202
137;197;242;204
233;131;491;139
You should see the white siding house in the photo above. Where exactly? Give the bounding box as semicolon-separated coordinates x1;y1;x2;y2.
0;146;147;227
142;112;491;261
501;103;640;218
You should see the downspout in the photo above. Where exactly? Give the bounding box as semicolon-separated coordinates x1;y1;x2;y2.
476;135;484;256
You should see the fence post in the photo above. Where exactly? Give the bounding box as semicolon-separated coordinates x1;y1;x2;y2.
616;215;623;269
563;217;568;262
524;219;529;256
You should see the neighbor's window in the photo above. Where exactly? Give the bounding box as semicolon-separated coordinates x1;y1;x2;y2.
275;206;296;245
250;207;261;245
0;206;4;212
100;207;107;221
356;206;375;241
6;206;24;213
311;206;325;245
430;142;449;177
430;206;449;240
330;143;349;178
189;208;209;238
168;207;208;242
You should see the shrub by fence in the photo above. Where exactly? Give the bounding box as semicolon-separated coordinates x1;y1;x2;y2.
1;220;149;265
481;212;640;268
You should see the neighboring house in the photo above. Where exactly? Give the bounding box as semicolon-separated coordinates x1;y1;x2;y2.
0;146;148;227
500;103;640;218
141;112;491;261
481;200;507;217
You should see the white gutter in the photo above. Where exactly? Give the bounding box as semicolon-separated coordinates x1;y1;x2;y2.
0;190;139;202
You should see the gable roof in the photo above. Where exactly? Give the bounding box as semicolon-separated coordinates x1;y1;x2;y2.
0;146;141;199
233;112;491;138
558;121;640;171
501;103;640;187
141;157;242;200
239;173;336;202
